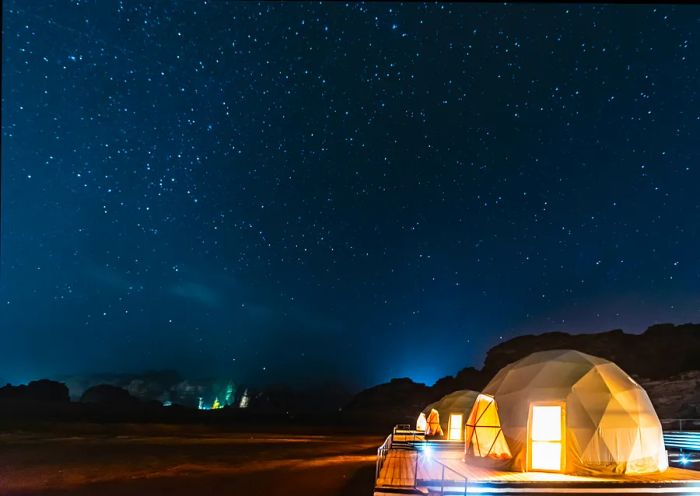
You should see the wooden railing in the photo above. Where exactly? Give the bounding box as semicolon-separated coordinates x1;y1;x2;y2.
392;424;422;444
375;434;392;482
431;456;468;496
376;426;469;493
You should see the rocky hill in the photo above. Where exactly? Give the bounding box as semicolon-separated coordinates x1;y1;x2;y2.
343;378;434;427
640;371;700;418
482;323;700;379
0;380;70;403
80;384;142;406
345;323;700;422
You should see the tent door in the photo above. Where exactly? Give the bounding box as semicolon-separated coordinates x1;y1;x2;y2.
529;403;564;472
448;413;463;440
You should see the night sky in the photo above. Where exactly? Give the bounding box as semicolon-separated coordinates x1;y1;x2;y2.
2;2;699;389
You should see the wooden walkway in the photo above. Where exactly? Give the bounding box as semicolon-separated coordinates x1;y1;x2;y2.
376;448;700;493
376;449;418;487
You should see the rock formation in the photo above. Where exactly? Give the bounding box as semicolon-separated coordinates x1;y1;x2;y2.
0;379;70;403
347;323;700;422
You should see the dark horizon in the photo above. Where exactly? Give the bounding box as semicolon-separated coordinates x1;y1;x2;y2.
2;2;699;390
2;321;696;394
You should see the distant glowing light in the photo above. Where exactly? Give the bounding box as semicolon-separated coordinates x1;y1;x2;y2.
224;383;234;405
239;389;250;408
423;444;433;459
680;455;690;465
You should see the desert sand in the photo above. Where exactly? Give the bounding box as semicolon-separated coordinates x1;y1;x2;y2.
0;424;382;495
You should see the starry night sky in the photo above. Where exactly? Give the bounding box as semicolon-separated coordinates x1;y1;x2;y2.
2;1;699;389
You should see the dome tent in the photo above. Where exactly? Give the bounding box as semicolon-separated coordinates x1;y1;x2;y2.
425;408;444;437
420;389;479;440
466;349;668;475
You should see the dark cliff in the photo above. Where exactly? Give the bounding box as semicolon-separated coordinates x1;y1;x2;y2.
482;323;700;379
347;323;700;422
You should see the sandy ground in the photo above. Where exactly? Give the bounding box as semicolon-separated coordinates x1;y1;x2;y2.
0;425;383;495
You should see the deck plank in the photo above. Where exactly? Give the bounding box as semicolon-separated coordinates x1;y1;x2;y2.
377;447;700;489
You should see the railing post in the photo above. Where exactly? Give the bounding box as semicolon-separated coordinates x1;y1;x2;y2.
414;450;419;488
375;449;379;481
375;447;382;482
441;464;445;496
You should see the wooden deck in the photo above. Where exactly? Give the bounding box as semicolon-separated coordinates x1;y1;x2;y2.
376;449;419;487
376;448;700;494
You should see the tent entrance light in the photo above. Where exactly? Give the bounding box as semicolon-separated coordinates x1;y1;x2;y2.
530;404;564;472
448;413;463;440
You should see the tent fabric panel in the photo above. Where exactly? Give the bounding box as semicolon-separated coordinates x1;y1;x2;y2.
465;394;512;460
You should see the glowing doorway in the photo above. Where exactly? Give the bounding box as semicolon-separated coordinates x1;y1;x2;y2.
530;404;564;472
448;413;463;440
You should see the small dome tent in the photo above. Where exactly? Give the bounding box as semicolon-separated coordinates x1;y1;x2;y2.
425;408;444;437
420;389;479;440
465;349;668;475
416;412;428;432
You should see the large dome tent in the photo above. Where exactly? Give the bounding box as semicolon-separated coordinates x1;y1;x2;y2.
465;349;668;475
